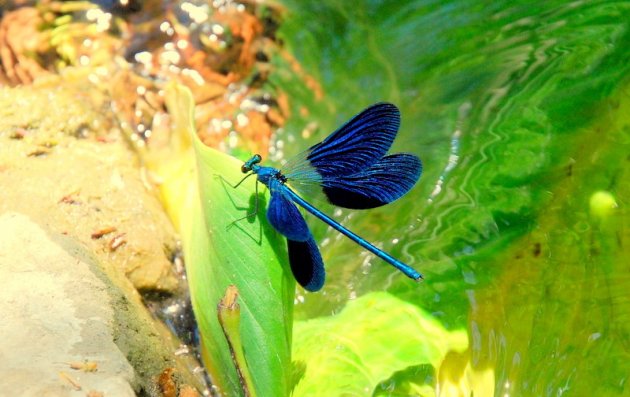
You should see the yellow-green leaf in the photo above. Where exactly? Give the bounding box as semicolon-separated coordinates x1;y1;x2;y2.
292;292;468;396
159;84;295;396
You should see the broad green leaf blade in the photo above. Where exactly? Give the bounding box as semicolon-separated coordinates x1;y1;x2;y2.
292;292;467;396
162;84;296;396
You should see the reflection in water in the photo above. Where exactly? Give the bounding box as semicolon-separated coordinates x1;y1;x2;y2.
428;102;466;204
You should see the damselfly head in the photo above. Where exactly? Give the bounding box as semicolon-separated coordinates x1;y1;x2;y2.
241;154;262;173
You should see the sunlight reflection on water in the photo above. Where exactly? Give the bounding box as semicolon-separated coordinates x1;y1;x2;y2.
279;0;630;394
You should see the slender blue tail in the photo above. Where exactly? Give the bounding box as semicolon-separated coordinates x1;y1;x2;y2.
283;186;423;281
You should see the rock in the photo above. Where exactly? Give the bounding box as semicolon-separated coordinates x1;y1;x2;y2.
0;212;136;396
0;77;207;397
0;83;180;293
0;212;205;396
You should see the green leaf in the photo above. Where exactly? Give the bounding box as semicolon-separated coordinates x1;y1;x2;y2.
292;292;467;396
161;84;296;397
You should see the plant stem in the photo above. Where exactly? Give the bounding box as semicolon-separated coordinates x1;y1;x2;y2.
217;285;258;397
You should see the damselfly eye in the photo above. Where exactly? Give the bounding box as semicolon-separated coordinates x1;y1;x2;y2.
242;154;263;173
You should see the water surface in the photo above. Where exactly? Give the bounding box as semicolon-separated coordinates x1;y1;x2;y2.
273;1;630;395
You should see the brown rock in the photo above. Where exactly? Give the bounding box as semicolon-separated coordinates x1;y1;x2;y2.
0;83;179;293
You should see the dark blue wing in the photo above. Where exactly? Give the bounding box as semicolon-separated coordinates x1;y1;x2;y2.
287;236;325;292
293;103;401;178
321;153;421;209
267;188;310;242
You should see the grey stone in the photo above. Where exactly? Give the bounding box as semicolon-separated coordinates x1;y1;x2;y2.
0;212;136;396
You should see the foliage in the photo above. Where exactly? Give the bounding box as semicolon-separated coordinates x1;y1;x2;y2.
158;84;295;397
292;292;467;396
